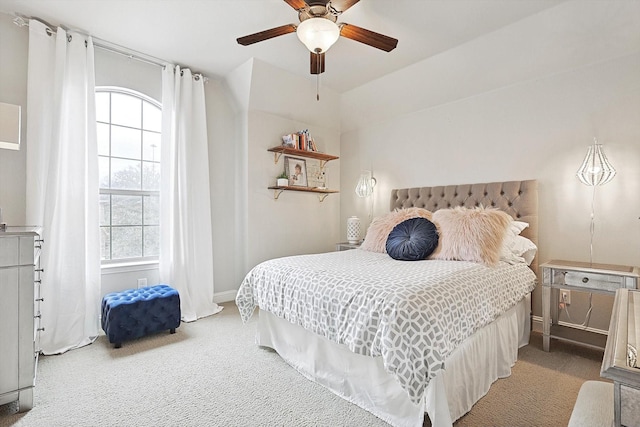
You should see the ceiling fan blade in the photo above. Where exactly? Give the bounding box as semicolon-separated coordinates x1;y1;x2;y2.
329;0;360;13
284;0;308;10
236;24;297;46
340;23;398;52
310;51;325;74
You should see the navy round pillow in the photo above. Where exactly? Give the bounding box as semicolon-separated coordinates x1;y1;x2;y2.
385;217;439;261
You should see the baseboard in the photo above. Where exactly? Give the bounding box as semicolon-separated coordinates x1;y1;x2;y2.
532;315;543;333
214;289;237;304
531;315;608;335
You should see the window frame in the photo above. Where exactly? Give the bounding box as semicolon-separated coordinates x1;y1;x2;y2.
96;86;162;267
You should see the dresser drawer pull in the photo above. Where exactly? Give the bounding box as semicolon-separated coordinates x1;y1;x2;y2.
35;298;44;302
582;277;589;283
36;268;44;273
34;314;41;319
37;327;45;332
35;280;42;284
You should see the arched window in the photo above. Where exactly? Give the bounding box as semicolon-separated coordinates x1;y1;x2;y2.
96;87;161;263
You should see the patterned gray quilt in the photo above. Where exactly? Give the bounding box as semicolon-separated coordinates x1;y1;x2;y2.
236;249;536;404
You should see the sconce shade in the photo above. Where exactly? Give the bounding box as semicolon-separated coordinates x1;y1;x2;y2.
576;140;616;186
296;18;340;53
355;170;376;197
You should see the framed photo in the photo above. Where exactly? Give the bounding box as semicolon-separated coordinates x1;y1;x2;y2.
284;156;307;187
281;133;295;147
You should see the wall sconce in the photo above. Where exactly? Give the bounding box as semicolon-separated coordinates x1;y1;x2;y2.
0;102;22;151
576;138;616;186
576;138;616;264
355;170;376;198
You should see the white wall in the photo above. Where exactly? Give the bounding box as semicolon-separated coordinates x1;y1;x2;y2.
225;59;342;274
94;48;162;101
246;108;341;264
339;1;640;330
0;13;28;225
206;77;244;301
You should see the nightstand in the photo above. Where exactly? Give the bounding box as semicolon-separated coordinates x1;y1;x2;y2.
335;242;361;251
541;260;639;352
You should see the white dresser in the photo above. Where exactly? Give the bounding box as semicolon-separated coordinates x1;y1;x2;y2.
0;227;43;412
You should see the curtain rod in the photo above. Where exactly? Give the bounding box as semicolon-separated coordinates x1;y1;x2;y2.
93;39;170;70
13;15;170;69
13;15;208;81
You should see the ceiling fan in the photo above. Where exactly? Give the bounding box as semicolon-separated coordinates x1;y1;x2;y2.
236;0;398;77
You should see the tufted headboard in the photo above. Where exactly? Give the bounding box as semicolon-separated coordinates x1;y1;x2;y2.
390;180;538;276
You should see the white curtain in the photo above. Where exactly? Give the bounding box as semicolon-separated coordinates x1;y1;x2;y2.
160;66;222;321
25;20;101;354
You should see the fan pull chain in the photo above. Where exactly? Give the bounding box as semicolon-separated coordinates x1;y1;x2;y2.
316;49;321;101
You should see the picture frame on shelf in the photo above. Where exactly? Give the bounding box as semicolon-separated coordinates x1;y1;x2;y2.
282;134;295;148
284;156;307;187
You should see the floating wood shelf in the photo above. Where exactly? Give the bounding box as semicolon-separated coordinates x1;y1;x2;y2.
268;186;339;202
267;146;339;169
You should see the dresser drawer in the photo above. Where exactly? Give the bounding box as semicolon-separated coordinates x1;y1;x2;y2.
0;237;36;267
0;237;19;267
565;271;626;292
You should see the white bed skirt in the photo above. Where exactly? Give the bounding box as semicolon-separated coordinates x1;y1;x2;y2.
256;294;531;427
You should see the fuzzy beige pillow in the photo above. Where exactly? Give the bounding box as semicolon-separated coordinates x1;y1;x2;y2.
360;207;434;253
430;206;512;266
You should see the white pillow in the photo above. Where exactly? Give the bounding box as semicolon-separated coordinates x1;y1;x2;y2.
510;220;529;235
512;235;537;266
500;220;531;264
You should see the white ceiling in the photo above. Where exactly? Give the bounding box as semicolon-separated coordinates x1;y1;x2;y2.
0;0;566;93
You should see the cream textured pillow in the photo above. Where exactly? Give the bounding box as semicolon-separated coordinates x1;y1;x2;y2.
360;207;434;253
430;206;512;266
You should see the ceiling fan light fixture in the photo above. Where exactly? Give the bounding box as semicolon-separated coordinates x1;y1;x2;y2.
296;18;340;53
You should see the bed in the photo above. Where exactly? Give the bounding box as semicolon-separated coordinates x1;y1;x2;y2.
236;180;538;427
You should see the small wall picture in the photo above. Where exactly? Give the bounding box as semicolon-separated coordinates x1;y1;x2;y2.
284;156;307;187
282;134;295;147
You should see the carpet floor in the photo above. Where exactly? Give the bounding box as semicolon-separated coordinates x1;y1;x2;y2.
0;302;604;427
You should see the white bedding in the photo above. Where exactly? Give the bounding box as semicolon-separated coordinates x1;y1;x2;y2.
257;295;531;427
236;249;537;406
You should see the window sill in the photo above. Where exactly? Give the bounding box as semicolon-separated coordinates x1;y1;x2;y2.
101;260;159;275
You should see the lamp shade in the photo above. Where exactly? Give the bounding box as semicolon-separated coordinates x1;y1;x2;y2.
355;170;376;197
346;216;361;244
296;18;340;53
576;139;616;186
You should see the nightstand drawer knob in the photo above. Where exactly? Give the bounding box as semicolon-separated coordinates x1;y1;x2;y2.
582;277;589;283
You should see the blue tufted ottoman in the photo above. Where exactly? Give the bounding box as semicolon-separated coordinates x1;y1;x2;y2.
101;284;181;348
